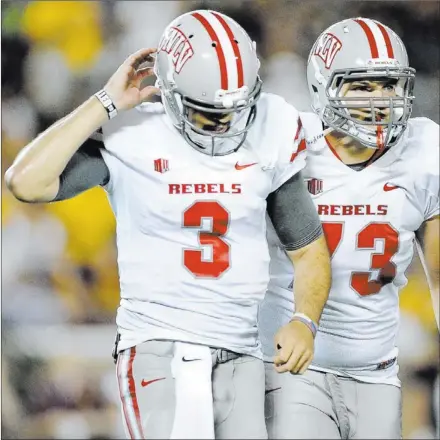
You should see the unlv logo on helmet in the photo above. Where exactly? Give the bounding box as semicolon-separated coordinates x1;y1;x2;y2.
314;33;342;69
159;27;194;73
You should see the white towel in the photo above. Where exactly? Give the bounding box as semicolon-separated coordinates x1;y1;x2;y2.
170;342;215;439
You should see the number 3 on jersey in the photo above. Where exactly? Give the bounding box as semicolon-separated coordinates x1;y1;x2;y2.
322;222;399;296
183;201;230;278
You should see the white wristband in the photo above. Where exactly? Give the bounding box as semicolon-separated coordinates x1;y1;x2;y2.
291;312;318;337
95;89;118;119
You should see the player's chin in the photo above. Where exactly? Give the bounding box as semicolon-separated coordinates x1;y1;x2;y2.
362;125;381;133
203;123;231;134
365;124;389;135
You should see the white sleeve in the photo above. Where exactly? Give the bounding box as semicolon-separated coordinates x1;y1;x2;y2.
99;111;131;194
271;112;307;192
421;166;439;221
415;121;439;221
99;104;165;194
99;148;119;194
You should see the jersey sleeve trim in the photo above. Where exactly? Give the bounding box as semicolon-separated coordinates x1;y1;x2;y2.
283;224;323;251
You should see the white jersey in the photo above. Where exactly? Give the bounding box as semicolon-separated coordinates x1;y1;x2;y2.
100;93;306;357
259;113;439;385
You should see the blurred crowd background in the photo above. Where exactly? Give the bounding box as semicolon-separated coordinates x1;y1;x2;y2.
1;1;439;438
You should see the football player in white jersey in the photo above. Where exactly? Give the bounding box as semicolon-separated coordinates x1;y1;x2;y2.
259;17;439;439
6;10;332;440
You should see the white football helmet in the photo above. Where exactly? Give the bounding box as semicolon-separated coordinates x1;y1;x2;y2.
154;10;262;156
307;17;415;149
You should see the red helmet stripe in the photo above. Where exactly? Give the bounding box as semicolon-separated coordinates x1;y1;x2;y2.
211;12;244;88
375;22;395;58
355;19;379;58
192;12;228;89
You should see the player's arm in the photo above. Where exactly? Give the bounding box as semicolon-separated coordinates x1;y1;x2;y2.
416;215;440;329
5;98;109;202
266;171;332;374
5;48;158;203
12;136;110;203
53;139;111;201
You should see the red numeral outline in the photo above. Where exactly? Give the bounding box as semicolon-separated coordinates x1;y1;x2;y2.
322;222;344;258
183;201;230;278
322;221;399;296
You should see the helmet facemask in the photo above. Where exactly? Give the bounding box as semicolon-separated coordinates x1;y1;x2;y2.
158;74;262;156
322;67;415;149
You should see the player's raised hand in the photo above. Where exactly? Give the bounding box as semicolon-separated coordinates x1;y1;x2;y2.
104;48;159;112
273;320;314;374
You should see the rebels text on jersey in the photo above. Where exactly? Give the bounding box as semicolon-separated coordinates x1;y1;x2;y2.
260;113;439;385
100;94;306;357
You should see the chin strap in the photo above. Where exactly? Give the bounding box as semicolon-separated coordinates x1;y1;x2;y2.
322;126;334;137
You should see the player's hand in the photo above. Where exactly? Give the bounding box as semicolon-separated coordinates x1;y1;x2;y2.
104;48;160;112
273;320;315;374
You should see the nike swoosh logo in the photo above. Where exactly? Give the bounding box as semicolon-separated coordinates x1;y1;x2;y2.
235;162;257;170
141;377;165;387
383;183;400;192
182;357;202;362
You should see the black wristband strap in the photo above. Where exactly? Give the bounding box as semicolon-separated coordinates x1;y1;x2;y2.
95;89;118;119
